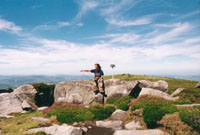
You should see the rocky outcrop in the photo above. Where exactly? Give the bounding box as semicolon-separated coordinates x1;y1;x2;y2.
54;79;170;105
113;129;164;135
111;109;127;121
196;82;200;88
0;93;23;117
139;80;168;92
54;79;139;105
124;121;142;130
139;88;179;101
96;120;122;129
27;124;82;135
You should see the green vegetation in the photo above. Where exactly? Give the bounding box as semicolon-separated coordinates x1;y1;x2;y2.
45;102;94;123
142;102;177;128
88;104;115;120
179;106;200;132
48;108;94;123
0;111;43;135
32;83;55;107
106;96;133;111
34;131;47;135
105;74;200;104
44;102;115;123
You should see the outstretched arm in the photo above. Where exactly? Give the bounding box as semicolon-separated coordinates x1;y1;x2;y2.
80;70;91;72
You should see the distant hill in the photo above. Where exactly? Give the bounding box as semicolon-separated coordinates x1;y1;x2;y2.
155;75;200;81
0;75;93;89
0;74;199;89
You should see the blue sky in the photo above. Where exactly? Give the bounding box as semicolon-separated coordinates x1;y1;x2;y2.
0;0;200;75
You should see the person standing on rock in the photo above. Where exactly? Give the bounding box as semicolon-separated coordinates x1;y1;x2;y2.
80;63;107;97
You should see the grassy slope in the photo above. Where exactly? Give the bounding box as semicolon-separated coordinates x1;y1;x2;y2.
104;74;200;104
0;111;43;135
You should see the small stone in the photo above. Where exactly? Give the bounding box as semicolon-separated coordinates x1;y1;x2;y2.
37;106;48;111
111;109;127;121
72;122;78;126
82;127;88;132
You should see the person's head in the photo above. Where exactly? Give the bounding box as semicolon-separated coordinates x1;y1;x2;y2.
95;63;101;71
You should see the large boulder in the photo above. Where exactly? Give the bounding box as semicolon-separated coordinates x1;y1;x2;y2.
13;84;38;108
113;129;164;135
105;79;139;98
54;80;139;105
27;124;82;135
196;82;200;88
0;93;23;117
139;88;178;101
54;80;104;105
139;80;168;92
111;109;127;121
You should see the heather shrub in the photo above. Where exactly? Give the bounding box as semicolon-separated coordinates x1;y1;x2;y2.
56;108;94;123
179;106;200;133
142;102;177;128
131;95;173;111
35;131;47;135
44;102;93;123
106;96;133;111
43;102;86;114
89;104;115;120
158;112;198;135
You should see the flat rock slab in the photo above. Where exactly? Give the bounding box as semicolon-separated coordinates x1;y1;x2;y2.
170;88;184;97
113;129;165;135
96;120;122;129
125;121;142;130
27;124;82;135
31;117;51;127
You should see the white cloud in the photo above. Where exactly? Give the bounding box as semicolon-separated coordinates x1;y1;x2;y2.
147;22;192;44
76;22;84;27
0;18;22;34
106;17;151;26
73;0;98;21
0;37;199;75
33;21;71;31
58;21;71;27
